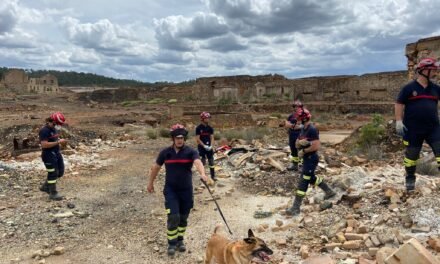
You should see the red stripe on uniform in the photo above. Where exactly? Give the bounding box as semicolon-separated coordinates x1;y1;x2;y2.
408;95;438;100
165;159;193;164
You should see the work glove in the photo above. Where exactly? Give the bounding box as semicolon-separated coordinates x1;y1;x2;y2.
296;124;304;130
298;139;311;148
204;145;212;151
395;120;407;137
298;149;305;159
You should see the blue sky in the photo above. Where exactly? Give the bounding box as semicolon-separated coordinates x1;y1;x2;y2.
1;0;440;82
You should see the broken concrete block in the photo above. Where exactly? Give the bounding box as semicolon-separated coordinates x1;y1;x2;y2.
303;255;335;264
376;247;395;264
385;238;439;264
428;237;440;252
342;240;363;250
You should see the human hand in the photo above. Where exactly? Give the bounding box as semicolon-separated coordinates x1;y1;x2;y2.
147;183;155;193
298;150;304;159
396;120;407;136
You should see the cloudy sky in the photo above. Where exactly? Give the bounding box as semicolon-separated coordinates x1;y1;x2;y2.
1;0;440;82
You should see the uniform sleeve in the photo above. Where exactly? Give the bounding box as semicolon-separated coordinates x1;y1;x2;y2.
195;125;201;135
396;85;410;104
286;114;292;121
39;128;50;142
156;150;166;166
191;149;200;160
308;127;319;141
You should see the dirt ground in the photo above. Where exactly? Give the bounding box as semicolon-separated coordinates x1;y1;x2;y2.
0;94;311;264
4;93;439;264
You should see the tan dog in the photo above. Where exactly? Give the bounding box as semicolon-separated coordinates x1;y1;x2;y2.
205;224;273;264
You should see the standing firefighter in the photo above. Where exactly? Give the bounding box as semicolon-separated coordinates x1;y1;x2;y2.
39;112;68;201
147;124;209;256
196;112;216;181
286;108;336;216
395;57;440;192
284;100;304;171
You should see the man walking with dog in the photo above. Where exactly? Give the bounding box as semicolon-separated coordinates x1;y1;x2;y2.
147;124;209;256
283;100;304;171
395;57;440;192
196;111;216;181
286;108;336;216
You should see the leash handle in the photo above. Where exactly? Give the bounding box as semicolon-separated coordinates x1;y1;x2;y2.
202;180;233;235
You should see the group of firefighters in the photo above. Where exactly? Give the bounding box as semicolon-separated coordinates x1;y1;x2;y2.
38;57;440;256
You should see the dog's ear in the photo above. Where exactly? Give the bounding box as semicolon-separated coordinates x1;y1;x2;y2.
248;229;255;238
243;237;256;244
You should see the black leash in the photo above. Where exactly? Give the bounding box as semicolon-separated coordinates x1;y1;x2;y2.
201;180;233;235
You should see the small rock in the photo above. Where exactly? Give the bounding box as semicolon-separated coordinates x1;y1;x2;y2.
53;246;65;255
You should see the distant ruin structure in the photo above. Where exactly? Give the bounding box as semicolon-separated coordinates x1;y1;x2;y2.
405;36;440;80
0;70;59;94
28;74;59;93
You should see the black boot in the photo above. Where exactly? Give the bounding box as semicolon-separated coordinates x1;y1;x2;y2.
286;196;303;216
167;245;176;256
48;183;63;201
210;168;217;181
319;182;336;200
406;175;416;192
39;181;49;193
176;240;186;252
287;163;299;171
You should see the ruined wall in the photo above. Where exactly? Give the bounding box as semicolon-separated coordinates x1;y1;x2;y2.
406;36;440;80
2;69;28;92
28;74;59;94
193;71;407;104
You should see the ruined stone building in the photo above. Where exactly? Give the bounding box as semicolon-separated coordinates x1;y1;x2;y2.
1;69;28;92
0;69;59;94
191;36;440;105
27;74;59;94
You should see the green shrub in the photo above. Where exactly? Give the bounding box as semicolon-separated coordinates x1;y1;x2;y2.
146;129;157;139
213;133;221;140
159;128;170;138
357;114;385;148
168;99;177;104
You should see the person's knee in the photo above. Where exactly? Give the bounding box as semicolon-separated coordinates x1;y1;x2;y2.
405;147;420;160
167;214;180;229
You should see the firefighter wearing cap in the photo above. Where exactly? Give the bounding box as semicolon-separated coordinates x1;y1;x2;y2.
286;108;336;216
196;112;216;180
395;57;440;192
284;100;304;171
39;112;68;201
147;124;208;257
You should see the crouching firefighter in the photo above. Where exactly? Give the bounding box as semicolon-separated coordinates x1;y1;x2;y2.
147;124;209;256
395;57;440;192
286;109;336;216
39;112;68;201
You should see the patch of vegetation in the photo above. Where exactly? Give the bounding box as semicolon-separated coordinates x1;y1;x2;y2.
168;99;178;104
217;98;235;105
121;100;142;107
146;129;157;139
159;128;170;138
270;113;282;119
357;114;385;149
147;98;164;104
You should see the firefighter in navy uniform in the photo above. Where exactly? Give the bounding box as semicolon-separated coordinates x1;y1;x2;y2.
286;108;336;216
196;112;216;181
284;100;304;171
395;57;440;192
147;124;209;257
39;112;68;201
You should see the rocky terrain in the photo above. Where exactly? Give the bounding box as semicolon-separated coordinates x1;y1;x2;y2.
1;92;440;264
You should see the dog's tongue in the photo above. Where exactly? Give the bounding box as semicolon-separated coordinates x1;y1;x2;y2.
258;252;271;262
